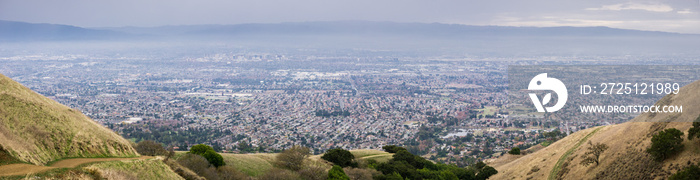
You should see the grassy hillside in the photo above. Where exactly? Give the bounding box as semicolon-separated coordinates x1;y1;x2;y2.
175;149;393;177
85;158;183;180
489;80;700;179
0;73;138;165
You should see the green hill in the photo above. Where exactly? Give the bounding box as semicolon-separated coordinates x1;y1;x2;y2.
0;73;138;165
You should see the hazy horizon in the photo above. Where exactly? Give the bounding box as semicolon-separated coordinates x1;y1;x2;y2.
1;0;699;34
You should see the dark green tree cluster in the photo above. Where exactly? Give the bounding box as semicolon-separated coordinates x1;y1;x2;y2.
647;128;684;162
189;144;226;167
328;165;351;180
374;147;497;180
688;117;700;140
507;147;520;155
669;164;700;180
322;148;357;167
383;145;407;153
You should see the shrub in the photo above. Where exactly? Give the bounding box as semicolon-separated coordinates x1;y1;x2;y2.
507;147;520;155
190;144;215;155
344;167;380;180
202;150;226;167
382;145;407;153
647;128;684;161
189;144;226;167
135;140;168;156
177;153;219;180
688;121;700;140
476;166;498;180
328;165;350;180
276;145;311;171
669;165;700;180
322;148;356;167
298;165;328;180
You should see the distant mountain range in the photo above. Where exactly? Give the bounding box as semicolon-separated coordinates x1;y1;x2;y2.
1;20;694;41
2;20;699;55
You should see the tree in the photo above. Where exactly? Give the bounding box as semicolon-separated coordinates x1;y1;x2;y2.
647;128;684;162
276;145;311;171
473;161;486;170
580;141;608;166
322;148;356;167
476;166;498;180
669;165;700;180
688;121;700;140
190;144;215;155
202;150;226;167
382;145;407;153
189;144;226;167
328;165;350;180
135;140;167;156
507;147;520;155
165;146;175;161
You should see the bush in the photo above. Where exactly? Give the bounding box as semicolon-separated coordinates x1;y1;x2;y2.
328;165;350;180
189;144;226;167
382;145;407;153
202;150;226;167
344;167;380;180
508;147;520;155
298;165;328;180
476;166;498;180
647;128;684;161
322;148;356;167
190;144;216;155
688;121;700;140
276;145;311;171
177;153;219;180
135;140;168;156
669;165;700;180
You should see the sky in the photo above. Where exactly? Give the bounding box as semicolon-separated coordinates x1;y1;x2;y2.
1;0;699;33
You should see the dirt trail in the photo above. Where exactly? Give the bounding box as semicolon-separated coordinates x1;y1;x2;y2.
0;156;152;177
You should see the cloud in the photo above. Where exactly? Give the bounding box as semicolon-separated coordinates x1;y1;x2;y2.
586;3;673;12
677;9;693;14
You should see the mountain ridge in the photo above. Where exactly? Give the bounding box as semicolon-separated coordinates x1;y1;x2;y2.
489;79;700;179
2;20;697;41
0;73;138;165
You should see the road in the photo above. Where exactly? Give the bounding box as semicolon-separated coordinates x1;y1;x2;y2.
0;156;152;177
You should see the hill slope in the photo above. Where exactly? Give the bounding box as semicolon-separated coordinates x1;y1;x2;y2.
489;80;700;179
0;73;138;165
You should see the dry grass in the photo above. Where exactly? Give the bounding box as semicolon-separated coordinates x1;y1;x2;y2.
86;158;184;180
490;79;700;180
220;153;276;177
0;73;138;165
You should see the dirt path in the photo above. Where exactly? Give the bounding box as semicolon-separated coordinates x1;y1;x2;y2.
0;156;152;177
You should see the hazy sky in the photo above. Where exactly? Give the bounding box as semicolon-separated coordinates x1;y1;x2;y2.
1;0;699;33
